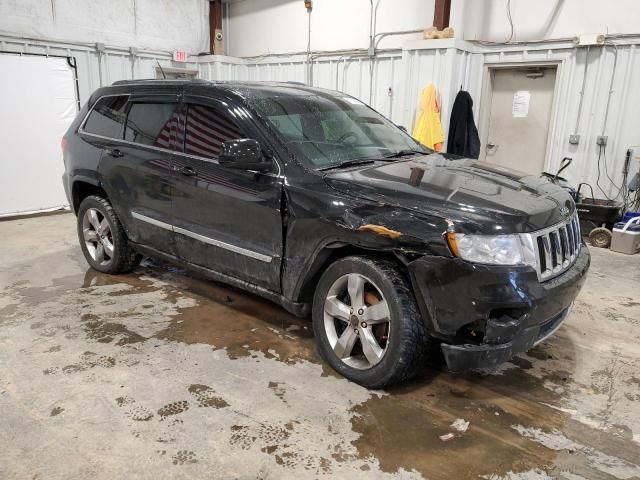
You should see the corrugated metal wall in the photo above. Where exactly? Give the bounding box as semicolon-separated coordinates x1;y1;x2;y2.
2;33;638;200
195;40;639;199
0;34;197;107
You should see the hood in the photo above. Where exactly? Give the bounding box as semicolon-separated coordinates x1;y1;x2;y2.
324;153;575;235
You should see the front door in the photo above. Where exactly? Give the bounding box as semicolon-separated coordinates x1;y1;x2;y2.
481;66;557;175
171;95;283;291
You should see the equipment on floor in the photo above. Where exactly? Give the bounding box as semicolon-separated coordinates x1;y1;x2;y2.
575;183;621;248
543;158;622;248
611;217;640;254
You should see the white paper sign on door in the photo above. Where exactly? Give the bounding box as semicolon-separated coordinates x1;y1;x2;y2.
512;90;530;118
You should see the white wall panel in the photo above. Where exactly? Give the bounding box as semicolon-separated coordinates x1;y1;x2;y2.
226;0;640;57
0;54;76;216
0;0;208;53
462;0;640;43
227;0;433;57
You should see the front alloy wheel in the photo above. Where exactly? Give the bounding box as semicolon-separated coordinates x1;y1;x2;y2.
324;273;391;369
312;256;427;389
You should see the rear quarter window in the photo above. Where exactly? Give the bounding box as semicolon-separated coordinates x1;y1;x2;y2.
82;95;128;139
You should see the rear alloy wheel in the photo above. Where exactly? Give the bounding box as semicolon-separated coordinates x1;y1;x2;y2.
82;208;115;267
312;256;427;388
77;195;140;274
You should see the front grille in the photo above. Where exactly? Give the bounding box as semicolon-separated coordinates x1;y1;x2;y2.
531;213;581;281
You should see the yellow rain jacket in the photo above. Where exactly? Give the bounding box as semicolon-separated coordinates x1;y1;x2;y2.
412;84;444;151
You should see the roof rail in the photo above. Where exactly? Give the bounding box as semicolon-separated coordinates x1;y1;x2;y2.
111;79;210;86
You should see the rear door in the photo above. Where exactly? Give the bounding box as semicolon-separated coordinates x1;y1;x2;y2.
100;91;181;255
171;93;284;291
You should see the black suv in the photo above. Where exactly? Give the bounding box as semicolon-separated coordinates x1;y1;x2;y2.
62;80;590;388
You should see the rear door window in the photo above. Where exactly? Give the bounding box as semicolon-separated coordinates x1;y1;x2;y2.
124;102;179;149
82;95;128;139
183;104;243;159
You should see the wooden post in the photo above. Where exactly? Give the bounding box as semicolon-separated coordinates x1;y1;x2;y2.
209;0;223;54
433;0;451;30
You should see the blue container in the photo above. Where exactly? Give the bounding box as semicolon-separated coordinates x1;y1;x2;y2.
623;212;640;223
614;220;640;232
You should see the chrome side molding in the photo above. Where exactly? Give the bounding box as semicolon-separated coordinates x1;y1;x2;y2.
131;211;272;263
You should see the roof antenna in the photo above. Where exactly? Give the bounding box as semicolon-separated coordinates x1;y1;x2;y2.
156;59;167;79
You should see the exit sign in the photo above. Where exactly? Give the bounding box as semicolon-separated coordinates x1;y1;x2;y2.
173;50;188;62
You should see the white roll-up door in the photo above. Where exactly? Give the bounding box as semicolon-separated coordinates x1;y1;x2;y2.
0;54;78;217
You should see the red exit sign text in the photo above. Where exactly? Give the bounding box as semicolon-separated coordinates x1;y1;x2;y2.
173;50;188;62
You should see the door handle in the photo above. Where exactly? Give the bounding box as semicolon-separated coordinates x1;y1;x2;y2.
180;166;197;177
487;142;496;149
105;148;124;158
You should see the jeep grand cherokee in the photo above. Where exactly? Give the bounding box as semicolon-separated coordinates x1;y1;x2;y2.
62;80;590;388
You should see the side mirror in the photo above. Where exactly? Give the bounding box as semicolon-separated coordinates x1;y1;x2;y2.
219;138;271;172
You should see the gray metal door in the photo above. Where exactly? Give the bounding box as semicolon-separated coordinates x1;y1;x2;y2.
482;67;557;175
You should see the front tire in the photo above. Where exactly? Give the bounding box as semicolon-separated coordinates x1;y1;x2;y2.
77;195;139;274
312;256;428;389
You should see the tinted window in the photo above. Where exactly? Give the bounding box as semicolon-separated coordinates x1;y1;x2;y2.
184;104;243;158
83;95;128;138
124;102;178;149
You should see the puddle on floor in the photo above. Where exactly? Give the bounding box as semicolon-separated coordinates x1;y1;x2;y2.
148;264;317;364
349;362;567;478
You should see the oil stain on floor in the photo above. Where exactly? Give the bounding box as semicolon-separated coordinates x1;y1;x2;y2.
1;213;639;479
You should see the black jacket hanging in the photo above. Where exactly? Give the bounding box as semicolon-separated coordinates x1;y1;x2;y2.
447;90;481;159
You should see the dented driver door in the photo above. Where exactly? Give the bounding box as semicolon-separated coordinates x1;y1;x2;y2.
170;94;284;291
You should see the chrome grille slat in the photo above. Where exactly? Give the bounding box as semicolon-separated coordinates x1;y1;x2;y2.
565;223;575;258
559;227;569;265
530;212;581;281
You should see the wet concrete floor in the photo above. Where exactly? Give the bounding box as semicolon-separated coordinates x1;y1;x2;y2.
1;213;639;479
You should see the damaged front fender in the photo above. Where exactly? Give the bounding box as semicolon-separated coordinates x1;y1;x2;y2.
279;178;453;304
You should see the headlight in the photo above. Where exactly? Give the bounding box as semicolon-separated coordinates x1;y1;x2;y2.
447;232;537;267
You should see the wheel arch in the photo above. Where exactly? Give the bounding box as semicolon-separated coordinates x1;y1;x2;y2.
71;179;108;214
292;243;408;305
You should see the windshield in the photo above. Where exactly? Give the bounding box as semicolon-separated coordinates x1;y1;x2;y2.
250;93;429;169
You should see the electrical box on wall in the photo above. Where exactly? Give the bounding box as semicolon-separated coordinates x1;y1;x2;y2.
569;134;580;145
575;34;605;46
597;135;608;146
214;29;224;54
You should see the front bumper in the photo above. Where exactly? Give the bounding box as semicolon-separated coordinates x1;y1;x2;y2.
407;244;590;372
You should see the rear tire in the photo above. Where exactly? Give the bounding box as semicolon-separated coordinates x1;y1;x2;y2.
77;195;140;274
312;256;428;389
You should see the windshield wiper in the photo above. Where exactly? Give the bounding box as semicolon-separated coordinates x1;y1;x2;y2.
318;159;376;171
382;149;427;159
